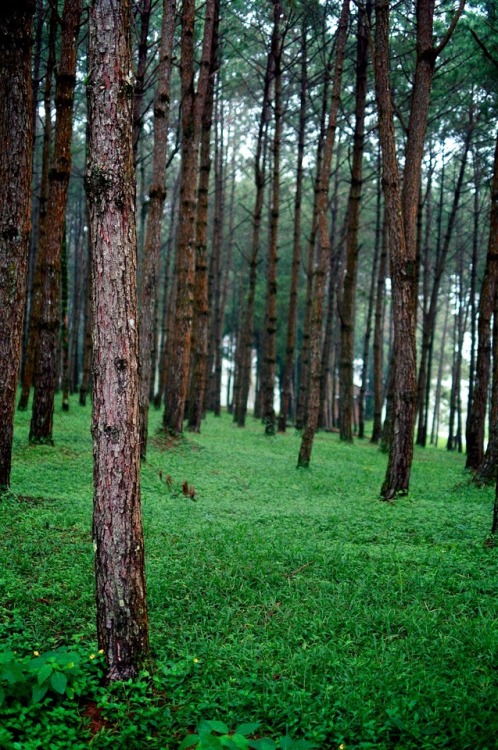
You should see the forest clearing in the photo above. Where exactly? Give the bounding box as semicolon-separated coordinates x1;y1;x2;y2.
1;406;497;749
2;0;498;746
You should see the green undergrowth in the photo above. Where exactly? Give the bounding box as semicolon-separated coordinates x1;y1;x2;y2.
1;400;497;749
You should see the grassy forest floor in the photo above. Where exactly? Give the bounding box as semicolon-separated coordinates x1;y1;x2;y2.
1;400;497;750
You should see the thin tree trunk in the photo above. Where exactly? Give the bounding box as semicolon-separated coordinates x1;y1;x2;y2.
430;287;450;446
138;0;176;457
18;7;57;412
338;1;370;442
87;0;149;682
162;0;215;434
132;0;151;158
233;48;273;428
261;0;283;436
416;122;473;446
297;0;350;468
60;226;70;411
466;133;498;470
278;22;307;433
0;0;35;490
188;2;219;432
371;207;387;444
30;0;82;444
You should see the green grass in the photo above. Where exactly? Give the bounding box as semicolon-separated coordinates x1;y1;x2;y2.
1;399;497;749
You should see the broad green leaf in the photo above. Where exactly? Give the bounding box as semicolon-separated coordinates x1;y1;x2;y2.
235;724;260;737
37;663;52;686
250;740;276;750
178;733;201;750
224;734;249;749
206;721;230;735
50;670;68;695
32;683;49;703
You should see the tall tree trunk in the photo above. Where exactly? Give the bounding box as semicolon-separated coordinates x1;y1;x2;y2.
416;122;473;446
132;0;151;158
138;0;176;457
278;23;307;433
60;226;70;410
18;7;57;413
86;0;149;682
475;293;498;484
467;146;481;433
79;231;92;407
0;0;35;490
429;287;450;446
297;0;350;468
338;1;370;442
30;0;82;444
466;133;498;470
233;47;273;427
359;147;382;440
377;0;463;498
162;0;215;434
261;0;283;436
370;207;388;444
188;1;220;433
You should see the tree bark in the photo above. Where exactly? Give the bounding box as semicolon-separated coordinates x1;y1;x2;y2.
466;133;498;470
86;0;149;681
278;22;307;433
261;0;283;436
30;0;82;444
0;0;34;490
188;0;220;433
338;1;370;442
233;45;273;427
162;0;215;434
138;0;176;457
297;0;350;468
18;7;57;413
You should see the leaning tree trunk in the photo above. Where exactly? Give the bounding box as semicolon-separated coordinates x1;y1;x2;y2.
86;0;149;682
466;133;498;471
297;0;350;468
0;0;34;490
138;0;176;458
30;0;82;444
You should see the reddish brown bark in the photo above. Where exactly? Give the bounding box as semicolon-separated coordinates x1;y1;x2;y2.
30;0;82;444
233;46;273;427
297;0;350;468
466;133;498;470
86;0;149;681
373;0;463;498
278;23;307;433
188;1;220;433
18;7;57;413
261;0;283;436
0;1;35;489
138;0;176;457
374;0;417;497
338;1;370;442
162;0;215;434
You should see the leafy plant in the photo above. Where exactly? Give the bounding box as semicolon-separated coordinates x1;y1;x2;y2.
179;720;315;750
0;646;103;706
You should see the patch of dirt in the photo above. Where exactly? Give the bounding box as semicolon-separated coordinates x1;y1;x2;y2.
82;700;112;736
